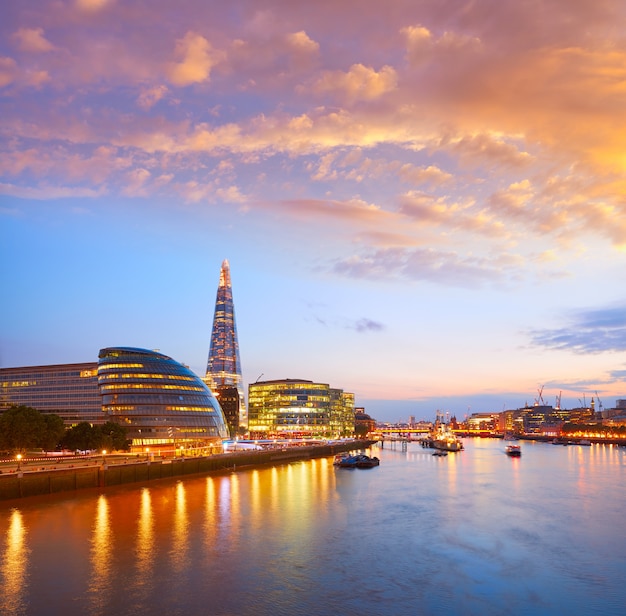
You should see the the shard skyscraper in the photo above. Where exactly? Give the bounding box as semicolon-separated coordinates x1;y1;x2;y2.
206;259;246;429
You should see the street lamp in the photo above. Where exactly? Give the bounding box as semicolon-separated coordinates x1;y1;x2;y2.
102;449;107;467
16;453;22;472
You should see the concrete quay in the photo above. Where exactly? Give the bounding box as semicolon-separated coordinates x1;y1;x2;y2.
0;440;376;502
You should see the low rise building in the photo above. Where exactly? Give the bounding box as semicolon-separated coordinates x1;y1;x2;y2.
247;379;355;439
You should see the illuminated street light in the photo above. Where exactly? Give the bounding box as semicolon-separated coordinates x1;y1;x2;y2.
16;453;22;472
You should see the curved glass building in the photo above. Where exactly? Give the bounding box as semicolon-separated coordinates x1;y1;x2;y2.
98;347;228;452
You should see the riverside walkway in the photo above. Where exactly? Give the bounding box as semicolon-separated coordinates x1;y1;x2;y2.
0;439;376;501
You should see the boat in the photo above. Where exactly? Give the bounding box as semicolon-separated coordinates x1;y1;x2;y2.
505;445;521;457
355;454;380;468
334;453;380;468
578;439;592;446
333;454;358;468
422;412;464;452
432;450;448;457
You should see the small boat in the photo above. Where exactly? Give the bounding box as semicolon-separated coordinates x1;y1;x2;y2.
505;445;521;457
333;454;358;468
578;439;592;446
334;453;379;468
355;454;380;468
432;450;448;457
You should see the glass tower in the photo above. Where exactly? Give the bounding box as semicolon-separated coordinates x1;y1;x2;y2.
206;259;247;428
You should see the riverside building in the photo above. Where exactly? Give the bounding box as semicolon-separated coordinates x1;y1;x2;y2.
98;347;228;453
0;362;102;424
247;379;355;439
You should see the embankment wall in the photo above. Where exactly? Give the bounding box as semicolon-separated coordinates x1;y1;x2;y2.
0;440;375;501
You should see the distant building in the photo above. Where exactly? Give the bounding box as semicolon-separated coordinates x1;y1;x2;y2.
214;385;241;438
247;379;355;438
98;347;228;452
0;362;102;425
354;409;376;435
205;259;247;428
467;413;497;431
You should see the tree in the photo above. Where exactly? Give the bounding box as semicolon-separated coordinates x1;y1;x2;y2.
99;421;130;451
61;421;130;452
0;405;46;451
41;413;66;451
62;422;100;451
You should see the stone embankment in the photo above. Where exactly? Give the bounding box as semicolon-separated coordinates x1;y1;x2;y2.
0;440;376;501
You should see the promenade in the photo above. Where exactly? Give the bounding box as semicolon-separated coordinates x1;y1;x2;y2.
0;439;375;501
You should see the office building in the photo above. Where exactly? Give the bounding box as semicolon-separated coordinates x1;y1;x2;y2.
247;379;355;438
205;259;247;428
0;362;102;425
98;347;228;452
214;385;241;438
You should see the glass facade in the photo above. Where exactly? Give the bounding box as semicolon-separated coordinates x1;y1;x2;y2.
98;347;228;451
0;362;102;425
248;379;355;438
205;259;247;427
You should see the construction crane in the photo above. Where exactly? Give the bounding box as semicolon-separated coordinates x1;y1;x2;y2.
555;391;562;410
535;384;545;406
595;391;604;415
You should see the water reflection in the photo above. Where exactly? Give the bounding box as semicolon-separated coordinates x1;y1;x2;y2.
170;481;189;573
88;495;112;616
134;488;154;596
3;440;624;615
0;509;29;616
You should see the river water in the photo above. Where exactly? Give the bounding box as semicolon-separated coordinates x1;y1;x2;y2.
1;438;625;616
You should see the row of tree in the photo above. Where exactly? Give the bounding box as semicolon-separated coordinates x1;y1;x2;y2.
0;405;129;454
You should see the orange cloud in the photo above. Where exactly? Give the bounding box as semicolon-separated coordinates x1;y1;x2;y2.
0;57;17;87
75;0;114;12
310;64;398;102
168;32;224;86
13;28;55;53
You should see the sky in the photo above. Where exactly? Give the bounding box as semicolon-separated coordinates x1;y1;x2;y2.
1;0;626;423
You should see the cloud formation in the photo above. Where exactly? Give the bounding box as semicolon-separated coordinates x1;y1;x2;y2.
168;32;224;86
1;0;626;286
529;306;626;354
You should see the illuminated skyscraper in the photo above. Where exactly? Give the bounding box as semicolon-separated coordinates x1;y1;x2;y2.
206;259;247;429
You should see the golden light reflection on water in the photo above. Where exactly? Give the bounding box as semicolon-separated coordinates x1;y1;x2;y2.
249;470;261;533
171;481;189;573
0;509;29;616
88;495;112;615
204;477;217;551
135;488;154;593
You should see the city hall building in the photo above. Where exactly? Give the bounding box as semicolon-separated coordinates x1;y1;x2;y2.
247;379;355;439
0;347;229;453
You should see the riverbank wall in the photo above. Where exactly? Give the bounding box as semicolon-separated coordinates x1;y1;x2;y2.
0;440;376;501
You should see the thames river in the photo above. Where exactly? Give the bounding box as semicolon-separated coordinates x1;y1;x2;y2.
1;438;625;616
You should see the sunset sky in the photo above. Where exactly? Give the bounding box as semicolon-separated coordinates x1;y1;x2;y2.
2;0;626;422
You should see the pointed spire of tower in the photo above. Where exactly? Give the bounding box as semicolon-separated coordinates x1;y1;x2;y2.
206;260;246;429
